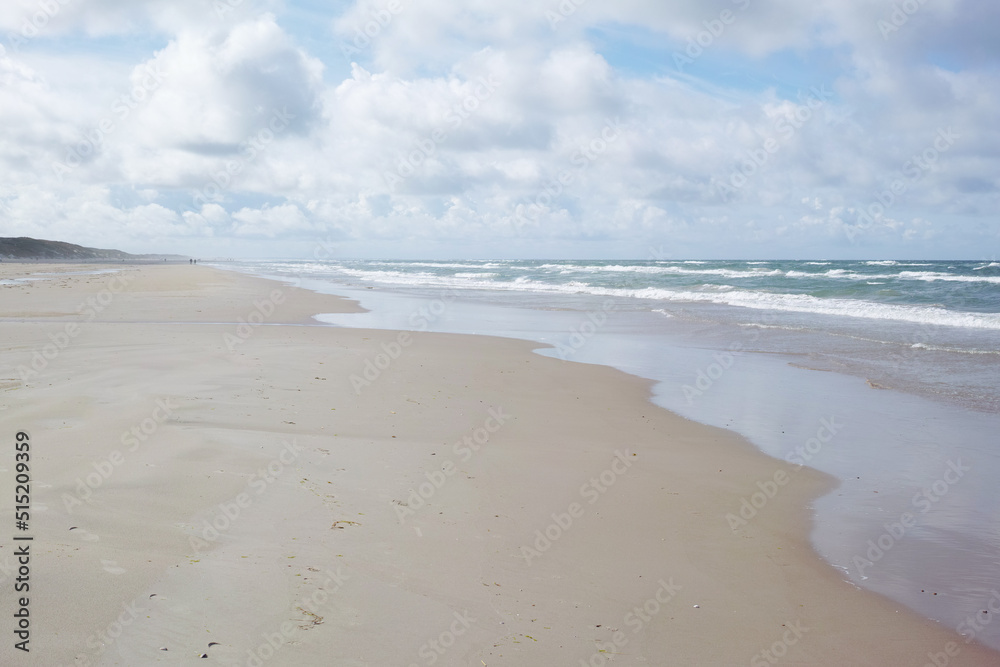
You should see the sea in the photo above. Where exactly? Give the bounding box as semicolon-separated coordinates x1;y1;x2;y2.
213;258;1000;650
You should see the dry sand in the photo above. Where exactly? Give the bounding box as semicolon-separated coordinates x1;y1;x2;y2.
0;263;996;666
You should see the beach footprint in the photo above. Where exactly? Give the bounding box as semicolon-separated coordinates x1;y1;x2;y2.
101;559;127;575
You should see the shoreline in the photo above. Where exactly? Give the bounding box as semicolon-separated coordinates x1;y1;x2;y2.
1;262;998;665
273;263;1000;649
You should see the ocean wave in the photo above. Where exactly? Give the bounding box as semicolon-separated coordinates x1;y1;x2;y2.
335;267;440;282
317;261;1000;286
895;271;1000;284
535;264;786;279
301;266;1000;330
624;288;1000;329
784;269;1000;284
362;261;506;270
785;269;851;278
234;259;1000;331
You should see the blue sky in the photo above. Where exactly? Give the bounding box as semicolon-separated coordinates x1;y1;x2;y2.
0;0;997;259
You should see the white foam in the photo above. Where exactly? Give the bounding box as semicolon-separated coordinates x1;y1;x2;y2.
238;261;1000;331
895;271;1000;284
303;266;1000;330
387;261;506;270
533;264;784;279
785;269;853;279
334;267;439;284
785;269;1000;284
283;261;1000;288
622;288;1000;330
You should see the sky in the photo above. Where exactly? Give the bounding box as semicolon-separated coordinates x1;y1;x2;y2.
0;0;998;259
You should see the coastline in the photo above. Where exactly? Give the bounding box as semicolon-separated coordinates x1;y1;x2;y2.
1;263;997;665
288;262;1000;649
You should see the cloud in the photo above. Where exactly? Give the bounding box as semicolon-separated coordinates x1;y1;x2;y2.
120;14;323;167
0;0;997;257
0;0;286;39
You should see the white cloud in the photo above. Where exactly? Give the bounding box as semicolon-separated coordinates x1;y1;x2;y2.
0;0;997;257
232;203;311;237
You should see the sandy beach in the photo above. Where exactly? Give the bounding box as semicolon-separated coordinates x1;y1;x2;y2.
1;263;997;666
